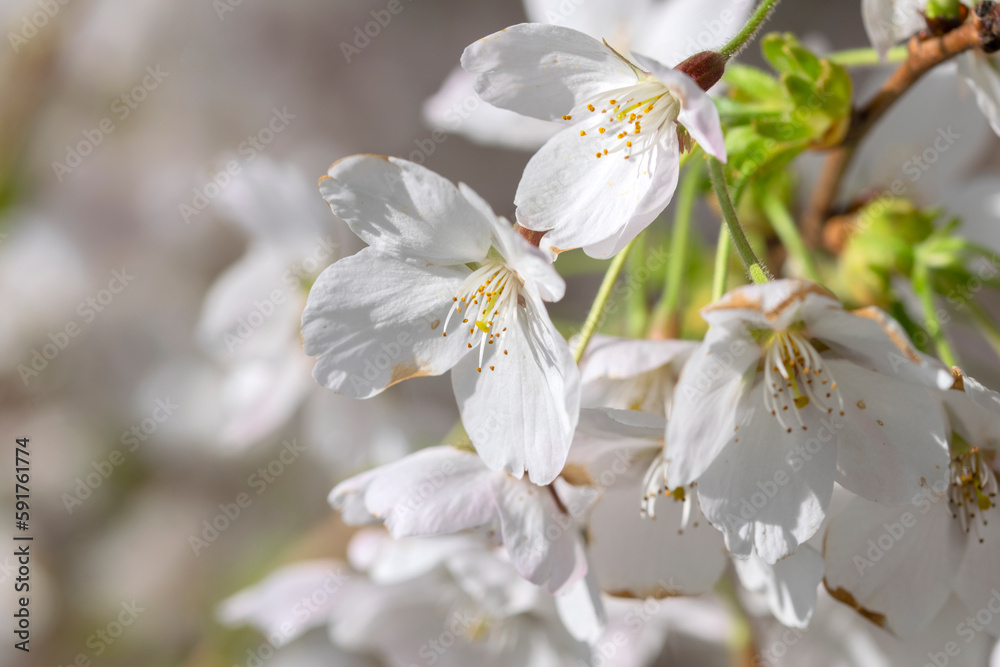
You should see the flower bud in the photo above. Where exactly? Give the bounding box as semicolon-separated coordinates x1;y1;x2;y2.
975;0;1000;53
674;50;727;92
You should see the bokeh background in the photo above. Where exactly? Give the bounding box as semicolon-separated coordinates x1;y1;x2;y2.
2;0;999;665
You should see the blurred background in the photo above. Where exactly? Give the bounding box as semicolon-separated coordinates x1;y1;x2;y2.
2;0;999;665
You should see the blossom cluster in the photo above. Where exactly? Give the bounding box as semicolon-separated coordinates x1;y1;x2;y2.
219;0;1000;664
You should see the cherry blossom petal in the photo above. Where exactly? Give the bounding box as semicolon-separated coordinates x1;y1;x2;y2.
320;155;493;264
944;370;1000;448
423;66;560;150
514;122;680;259
492;474;588;594
862;0;925;59
197;247;302;359
579;335;697;413
589;478;727;597
461;23;639;122
734;546;823;628
696;394;836;563
328;447;497;537
522;0;649;37
700;279;839;331
958;52;1000;137
554;569;607;643
635;0;752;65
217;560;352;646
664;322;762;488
827;360;950;506
952;517;1000;638
452;292;579;485
807;305;954;391
823;496;963;637
302;249;470;399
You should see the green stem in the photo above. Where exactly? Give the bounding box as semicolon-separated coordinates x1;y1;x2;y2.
760;192;822;283
652;160;704;335
968;301;1000;362
715;570;759;665
713;226;732;300
719;0;782;59
573;240;637;363
913;263;958;367
625;232;650;337
827;45;909;66
707;157;771;284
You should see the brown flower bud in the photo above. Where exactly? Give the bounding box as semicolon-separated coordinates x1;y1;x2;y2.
674;50;728;92
975;1;1000;53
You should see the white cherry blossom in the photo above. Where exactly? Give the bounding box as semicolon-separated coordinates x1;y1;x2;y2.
823;368;1000;637
328;445;588;594
664;279;954;563
462;23;726;258
424;0;752;150
302;155;579;484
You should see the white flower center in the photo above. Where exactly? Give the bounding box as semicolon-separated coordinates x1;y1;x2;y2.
571;80;680;161
949;447;998;543
441;260;519;373
763;330;844;433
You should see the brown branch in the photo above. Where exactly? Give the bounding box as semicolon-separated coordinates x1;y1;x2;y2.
803;15;989;248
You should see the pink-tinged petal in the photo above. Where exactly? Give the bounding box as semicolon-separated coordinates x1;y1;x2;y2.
734;546;823;628
664;322;762;488
823;496;963;637
492;474;588;593
953;517;1000;638
701;279;841;331
808;304;954;390
827;360;950;506
515;122;680;259
696;394;836;563
423;66;560;150
554;569;607;643
320;155;492;263
862;0;926;59
958;52;1000;137
328;446;496;537
589;478;726;597
452;292;580;485
461;23;639;121
217;560;351;645
302;249;470;399
630;52;726;160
